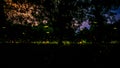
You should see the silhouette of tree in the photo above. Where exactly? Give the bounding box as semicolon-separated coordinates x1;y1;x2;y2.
0;0;6;26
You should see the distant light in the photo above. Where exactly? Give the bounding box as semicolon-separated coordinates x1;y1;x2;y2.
50;41;58;44
77;40;87;44
42;41;46;44
80;28;83;31
46;41;50;44
66;41;70;44
113;27;117;30
77;41;82;44
44;26;49;28
82;40;87;44
22;32;25;35
46;32;50;34
93;22;97;24
43;20;48;24
62;41;71;45
2;27;6;29
110;41;118;44
15;41;20;44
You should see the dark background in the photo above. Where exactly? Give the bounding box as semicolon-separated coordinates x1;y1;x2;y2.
0;43;120;67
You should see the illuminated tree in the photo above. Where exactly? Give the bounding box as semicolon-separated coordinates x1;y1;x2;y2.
2;0;120;42
4;0;48;27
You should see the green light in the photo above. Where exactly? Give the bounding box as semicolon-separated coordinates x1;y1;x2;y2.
46;41;49;44
42;41;46;44
78;41;82;44
113;27;117;30
62;41;71;45
93;22;97;24
66;41;70;44
44;26;49;28
110;41;118;44
80;29;83;31
77;40;87;44
50;41;58;44
46;32;50;34
82;40;87;44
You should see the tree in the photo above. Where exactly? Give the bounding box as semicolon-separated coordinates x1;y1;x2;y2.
2;0;120;42
90;0;120;42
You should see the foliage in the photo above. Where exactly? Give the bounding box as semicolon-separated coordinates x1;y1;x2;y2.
1;0;120;42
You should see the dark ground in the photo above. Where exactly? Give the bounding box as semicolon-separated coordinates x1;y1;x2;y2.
0;43;120;67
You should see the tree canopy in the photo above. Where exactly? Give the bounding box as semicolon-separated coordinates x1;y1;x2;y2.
1;0;120;42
